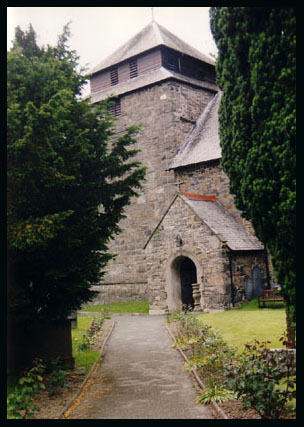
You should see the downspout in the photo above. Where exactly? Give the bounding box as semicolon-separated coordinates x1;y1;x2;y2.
263;244;271;289
228;250;235;307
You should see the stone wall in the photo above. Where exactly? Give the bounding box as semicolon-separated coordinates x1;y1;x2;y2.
84;283;149;305
174;160;256;235
102;80;216;288
145;195;267;313
145;196;231;313
230;252;268;303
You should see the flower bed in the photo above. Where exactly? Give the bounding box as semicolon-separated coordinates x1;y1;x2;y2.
166;312;296;419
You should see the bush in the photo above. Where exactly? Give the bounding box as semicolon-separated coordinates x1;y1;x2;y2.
167;312;296;418
45;357;69;396
225;340;296;419
7;358;46;419
75;314;105;352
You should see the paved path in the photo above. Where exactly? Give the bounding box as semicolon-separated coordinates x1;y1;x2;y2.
68;315;213;419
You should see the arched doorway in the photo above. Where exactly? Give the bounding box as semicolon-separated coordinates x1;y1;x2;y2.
166;253;200;311
180;258;197;310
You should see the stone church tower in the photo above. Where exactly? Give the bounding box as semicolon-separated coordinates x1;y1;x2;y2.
88;21;269;313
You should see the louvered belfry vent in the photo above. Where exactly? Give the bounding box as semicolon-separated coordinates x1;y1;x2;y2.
129;59;138;79
167;53;178;72
107;98;121;116
110;68;119;85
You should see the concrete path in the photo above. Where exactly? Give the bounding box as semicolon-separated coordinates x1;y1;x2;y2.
68;315;213;419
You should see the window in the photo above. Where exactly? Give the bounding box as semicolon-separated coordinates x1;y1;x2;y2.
129;59;138;79
110;67;119;85
167;53;178;72
107;98;121;116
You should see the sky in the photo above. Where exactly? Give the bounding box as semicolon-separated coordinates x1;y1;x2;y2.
7;7;218;96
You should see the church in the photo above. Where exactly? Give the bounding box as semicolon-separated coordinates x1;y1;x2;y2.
87;20;271;314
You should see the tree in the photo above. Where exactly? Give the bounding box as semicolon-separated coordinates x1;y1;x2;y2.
210;8;296;343
7;23;146;327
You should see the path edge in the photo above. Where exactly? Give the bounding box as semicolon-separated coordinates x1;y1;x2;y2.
56;318;116;419
165;321;228;420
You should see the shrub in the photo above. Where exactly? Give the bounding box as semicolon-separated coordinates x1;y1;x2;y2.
7;358;46;419
196;385;237;404
225;339;296;419
45;357;69;396
75;315;105;353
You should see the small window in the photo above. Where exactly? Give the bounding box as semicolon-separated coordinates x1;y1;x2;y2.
107;98;121;116
110;68;119;86
129;59;138;79
167;53;178;72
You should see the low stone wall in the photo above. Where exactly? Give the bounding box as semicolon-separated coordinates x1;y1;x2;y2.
84;283;149;305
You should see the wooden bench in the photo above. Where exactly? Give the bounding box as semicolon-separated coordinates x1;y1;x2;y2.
258;288;284;308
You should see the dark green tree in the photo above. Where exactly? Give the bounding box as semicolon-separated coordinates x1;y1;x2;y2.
7;23;145;325
210;8;296;342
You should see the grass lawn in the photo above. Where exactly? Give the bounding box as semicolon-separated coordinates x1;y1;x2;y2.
196;298;286;350
72;315;100;373
81;300;149;314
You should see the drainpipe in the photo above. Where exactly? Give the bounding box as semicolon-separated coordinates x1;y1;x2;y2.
264;244;271;289
228;250;235;307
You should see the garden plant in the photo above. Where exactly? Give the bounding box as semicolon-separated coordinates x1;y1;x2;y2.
166;309;296;419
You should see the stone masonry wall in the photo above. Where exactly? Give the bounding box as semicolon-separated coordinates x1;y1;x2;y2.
230;252;268;304
101;80;216;291
174;162;273;288
175;161;257;235
145;196;268;313
145;196;232;313
83;284;149;305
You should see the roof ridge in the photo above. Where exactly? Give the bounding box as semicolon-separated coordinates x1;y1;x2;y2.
182;192;216;202
89;20;215;75
152;20;164;45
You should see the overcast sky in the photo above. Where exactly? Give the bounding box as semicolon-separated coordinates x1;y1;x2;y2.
7;7;218;96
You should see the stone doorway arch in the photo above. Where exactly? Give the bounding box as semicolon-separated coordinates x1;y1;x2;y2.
166;251;203;312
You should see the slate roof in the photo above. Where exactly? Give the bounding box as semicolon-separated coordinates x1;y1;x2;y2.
90;20;215;75
144;193;264;252
181;195;264;251
169;91;222;169
88;67;218;103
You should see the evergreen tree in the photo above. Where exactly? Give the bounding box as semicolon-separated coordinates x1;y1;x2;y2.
210;8;296;339
7;24;146;324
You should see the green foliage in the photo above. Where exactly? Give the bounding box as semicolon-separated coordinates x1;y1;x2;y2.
167;313;237;389
168;312;296;417
7;358;46;419
71;314;108;373
209;7;296;325
196;385;236;405
225;340;296;419
7;23;145;325
45;357;69;397
74;314;105;352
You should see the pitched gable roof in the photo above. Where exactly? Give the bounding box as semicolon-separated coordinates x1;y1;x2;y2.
169;91;222;169
89;20;215;75
144;193;264;251
181;195;264;251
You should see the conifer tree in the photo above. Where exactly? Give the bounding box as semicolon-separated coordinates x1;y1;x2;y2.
7;24;145;324
210;7;296;343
